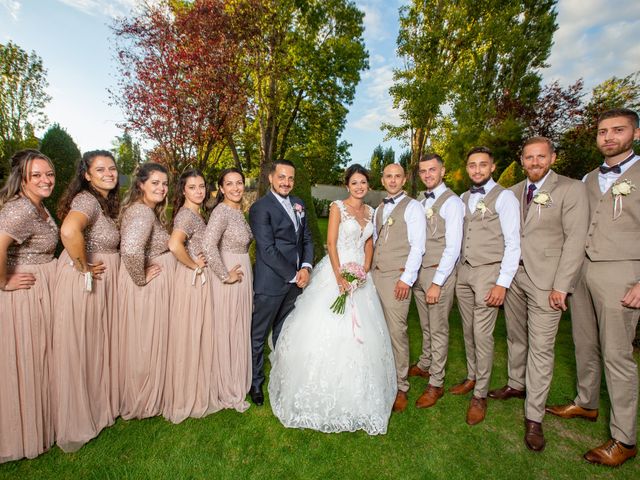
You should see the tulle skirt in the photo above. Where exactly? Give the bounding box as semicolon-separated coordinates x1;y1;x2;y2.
0;260;56;463
163;262;216;423
269;255;396;435
210;252;253;413
118;252;176;420
52;251;119;452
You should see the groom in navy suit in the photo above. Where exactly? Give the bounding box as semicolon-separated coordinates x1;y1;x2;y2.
248;159;314;405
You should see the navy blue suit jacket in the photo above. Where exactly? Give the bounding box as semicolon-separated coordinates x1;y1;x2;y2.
249;191;314;296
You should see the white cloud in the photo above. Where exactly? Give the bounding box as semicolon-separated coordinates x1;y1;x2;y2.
542;0;640;90
1;0;20;20
56;0;141;18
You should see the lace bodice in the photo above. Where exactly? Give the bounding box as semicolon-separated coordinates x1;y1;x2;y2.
333;200;373;265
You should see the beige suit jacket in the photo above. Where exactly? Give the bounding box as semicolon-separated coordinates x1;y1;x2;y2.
510;170;588;293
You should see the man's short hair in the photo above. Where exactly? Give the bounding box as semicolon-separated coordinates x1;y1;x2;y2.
597;108;639;128
466;146;493;161
522;136;555;154
419;153;444;165
269;159;296;173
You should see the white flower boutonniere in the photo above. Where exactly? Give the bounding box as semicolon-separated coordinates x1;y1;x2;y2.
532;190;552;220
425;207;438;234
475;199;492;219
533;191;552;207
611;179;636;219
425;207;435;220
386;216;394;226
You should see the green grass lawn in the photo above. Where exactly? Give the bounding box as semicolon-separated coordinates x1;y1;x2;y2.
2;219;638;479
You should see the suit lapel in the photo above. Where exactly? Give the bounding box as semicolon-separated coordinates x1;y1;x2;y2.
268;191;297;233
524;170;558;229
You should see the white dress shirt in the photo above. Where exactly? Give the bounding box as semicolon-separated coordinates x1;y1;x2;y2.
464;178;521;288
581;153;639;193
526;169;552;193
421;182;464;286
373;192;426;286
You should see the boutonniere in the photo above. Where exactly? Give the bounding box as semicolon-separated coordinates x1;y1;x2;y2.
611;179;636;220
475;199;492;219
386;216;394;226
293;203;305;218
532;190;552;219
425;207;438;234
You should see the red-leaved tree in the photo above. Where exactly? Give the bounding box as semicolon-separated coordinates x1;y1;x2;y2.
111;0;256;178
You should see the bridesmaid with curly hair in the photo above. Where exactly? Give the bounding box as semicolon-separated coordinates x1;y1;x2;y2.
52;150;120;452
163;169;217;423
118;162;176;420
203;168;253;412
0;150;58;463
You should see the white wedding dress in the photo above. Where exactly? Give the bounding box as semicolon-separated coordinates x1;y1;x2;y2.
268;200;396;435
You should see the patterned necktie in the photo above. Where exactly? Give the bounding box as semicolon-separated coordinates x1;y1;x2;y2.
526;184;537;204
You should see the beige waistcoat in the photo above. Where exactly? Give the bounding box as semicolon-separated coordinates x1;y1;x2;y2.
460;185;505;266
373;196;411;272
422;188;456;267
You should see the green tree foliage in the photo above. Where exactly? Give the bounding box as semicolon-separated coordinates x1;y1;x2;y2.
0;41;50;181
39;124;81;219
112;130;142;177
291;158;325;263
389;1;558;193
248;0;368;194
556;72;640;179
497;160;526;188
368;145;384;189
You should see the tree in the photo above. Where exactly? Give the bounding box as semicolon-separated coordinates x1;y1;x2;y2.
112;0;255;178
497;160;526;188
112;130;142;176
389;1;558;194
247;0;368;195
0;41;50;181
368;145;384;189
39;124;81;219
556;72;640;179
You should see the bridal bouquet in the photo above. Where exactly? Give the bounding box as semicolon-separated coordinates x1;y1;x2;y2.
330;262;367;315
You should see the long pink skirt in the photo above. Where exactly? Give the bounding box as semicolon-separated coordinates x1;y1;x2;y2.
52;251;119;452
0;260;56;463
210;252;253;412
118;252;176;420
162;262;217;424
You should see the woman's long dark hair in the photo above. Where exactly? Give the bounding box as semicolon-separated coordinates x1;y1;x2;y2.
213;168;245;209
57;150;120;221
172;168;208;220
120;162;169;226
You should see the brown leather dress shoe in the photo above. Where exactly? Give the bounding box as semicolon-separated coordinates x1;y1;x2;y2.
466;396;487;425
524;419;545;452
415;385;444;409
393;391;409;412
583;439;637;467
545;402;598;421
450;378;476;395
488;385;526;400
408;364;430;380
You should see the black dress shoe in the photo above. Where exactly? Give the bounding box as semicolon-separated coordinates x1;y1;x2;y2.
249;385;264;406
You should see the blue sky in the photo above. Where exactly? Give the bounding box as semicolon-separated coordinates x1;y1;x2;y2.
1;0;639;167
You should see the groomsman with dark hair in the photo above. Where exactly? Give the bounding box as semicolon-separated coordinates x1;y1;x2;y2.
547;108;640;466
453;146;520;425
410;153;464;409
489;137;588;451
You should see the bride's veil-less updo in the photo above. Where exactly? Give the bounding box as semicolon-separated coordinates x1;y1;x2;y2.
344;163;369;185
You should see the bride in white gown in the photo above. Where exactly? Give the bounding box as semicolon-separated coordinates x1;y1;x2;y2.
269;164;396;435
